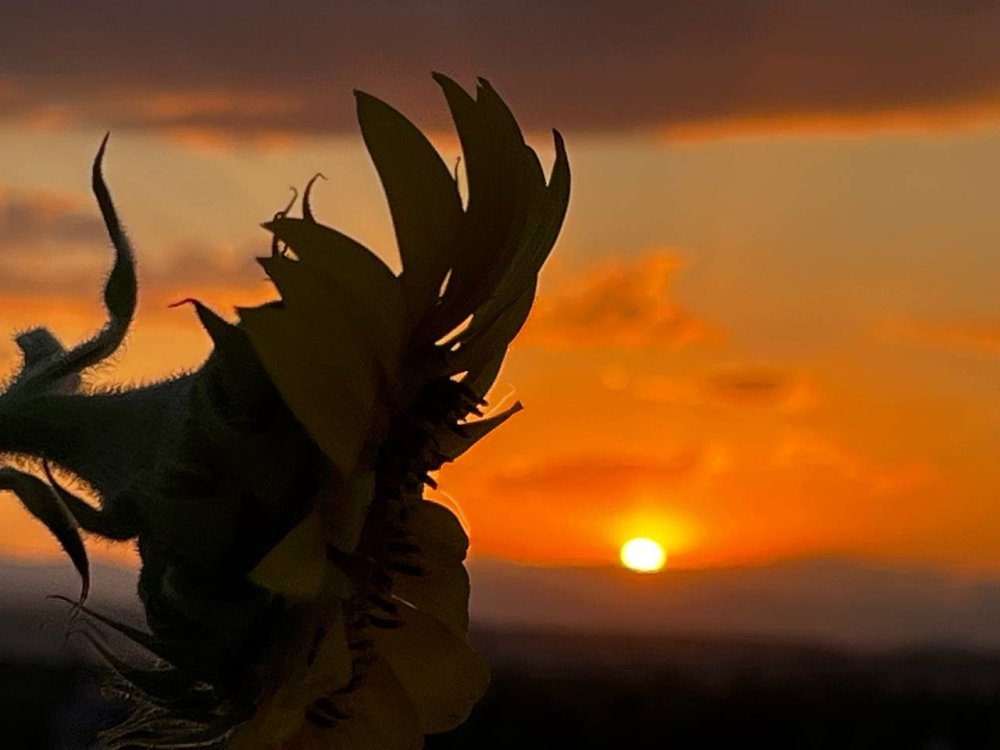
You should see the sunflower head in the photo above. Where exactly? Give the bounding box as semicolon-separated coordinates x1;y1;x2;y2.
0;73;568;749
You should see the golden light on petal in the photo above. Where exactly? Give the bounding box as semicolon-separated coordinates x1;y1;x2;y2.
620;537;667;573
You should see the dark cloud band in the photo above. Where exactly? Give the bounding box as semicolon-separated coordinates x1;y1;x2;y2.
2;1;1000;138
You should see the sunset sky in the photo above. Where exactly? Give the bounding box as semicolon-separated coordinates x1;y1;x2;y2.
1;1;999;575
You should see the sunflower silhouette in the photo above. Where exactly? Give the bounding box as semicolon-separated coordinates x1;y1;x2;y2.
0;73;569;748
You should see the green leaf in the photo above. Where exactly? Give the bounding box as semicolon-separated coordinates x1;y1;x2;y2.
356;90;463;324
143;488;245;571
93;134;138;332
160;566;269;638
15;328;65;368
43;462;138;541
64;628;202;708
0;467;89;601
28;136;137;388
54;596;174;663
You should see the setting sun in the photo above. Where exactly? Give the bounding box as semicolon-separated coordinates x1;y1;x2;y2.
620;537;667;573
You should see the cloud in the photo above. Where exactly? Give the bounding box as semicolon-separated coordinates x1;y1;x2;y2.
702;365;821;411
484;449;706;499
2;1;1000;140
703;366;794;406
880;318;1000;356
0;240;266;301
602;363;820;413
0;187;118;298
0;188;267;304
142;242;263;291
520;250;717;349
0;187;106;246
771;430;937;498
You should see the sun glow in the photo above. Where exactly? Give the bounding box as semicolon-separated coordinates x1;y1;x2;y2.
620;537;666;573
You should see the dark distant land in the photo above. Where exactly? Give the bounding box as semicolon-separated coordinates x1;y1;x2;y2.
4;557;1000;748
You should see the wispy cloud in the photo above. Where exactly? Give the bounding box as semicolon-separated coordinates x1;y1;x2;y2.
0;186;106;246
601;363;820;414
880;318;1000;356
486;450;706;499
702;365;821;412
771;429;937;499
521;250;717;349
0;187;267;308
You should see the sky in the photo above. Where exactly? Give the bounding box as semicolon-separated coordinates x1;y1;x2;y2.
1;1;999;574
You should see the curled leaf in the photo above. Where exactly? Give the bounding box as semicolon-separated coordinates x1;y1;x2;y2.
0;468;89;602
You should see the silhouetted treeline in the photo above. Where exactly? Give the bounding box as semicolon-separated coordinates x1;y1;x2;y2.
428;665;1000;749
9;629;1000;748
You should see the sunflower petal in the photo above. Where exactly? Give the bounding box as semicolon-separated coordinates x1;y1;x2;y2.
392;498;473;634
244;473;373;602
284;656;423;750
374;601;489;733
528;129;571;270
263;217;396;287
464;78;548;300
429;74;536;338
247;509;329;600
447;130;569;374
435;401;524;462
477;127;570;319
463;349;506;401
238;272;379;475
403;498;469;566
258;251;401;381
318;469;376;555
236;597;353;748
356;90;463;324
263;218;403;348
393;564;470;637
448;284;536;376
262;217;404;380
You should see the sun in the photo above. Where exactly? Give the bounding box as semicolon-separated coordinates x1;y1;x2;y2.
620;537;666;573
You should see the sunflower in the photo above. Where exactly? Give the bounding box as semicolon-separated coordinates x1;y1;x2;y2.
0;73;569;749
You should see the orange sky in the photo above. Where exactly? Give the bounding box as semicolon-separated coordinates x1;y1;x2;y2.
2;120;999;575
1;4;1000;575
